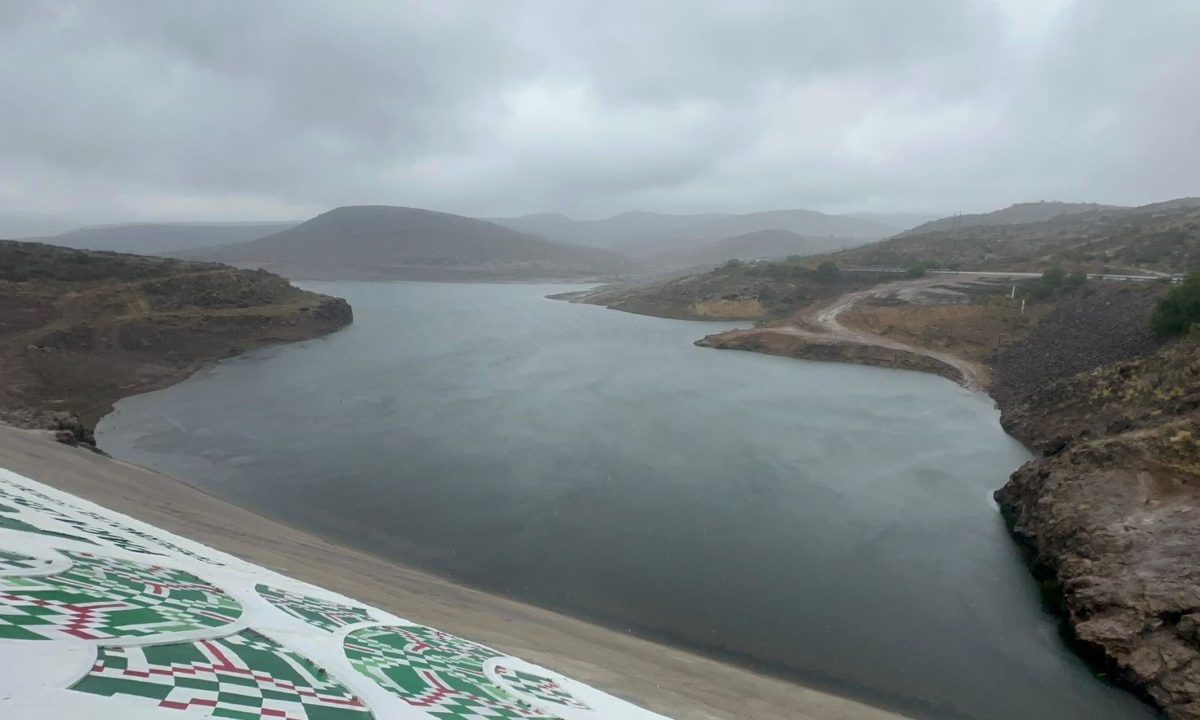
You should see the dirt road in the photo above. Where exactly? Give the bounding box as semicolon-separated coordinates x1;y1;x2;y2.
731;278;990;390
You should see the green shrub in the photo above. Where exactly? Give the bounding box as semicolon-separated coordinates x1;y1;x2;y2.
905;263;927;278
719;258;747;274
1026;280;1054;301
1042;266;1066;287
816;261;840;283
1151;273;1200;336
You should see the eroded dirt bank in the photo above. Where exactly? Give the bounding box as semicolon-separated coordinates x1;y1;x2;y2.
0;240;352;446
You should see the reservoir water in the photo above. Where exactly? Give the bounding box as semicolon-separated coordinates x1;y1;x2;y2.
98;281;1158;720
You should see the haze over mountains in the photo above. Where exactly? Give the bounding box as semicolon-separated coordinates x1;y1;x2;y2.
15;198;1189;282
47;222;298;255
645;229;863;269
0;211;84;239
489;208;899;256
178;206;635;280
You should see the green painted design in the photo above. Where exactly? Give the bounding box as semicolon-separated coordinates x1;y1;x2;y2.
0;549;46;571
0;479;161;555
494;666;590;710
257;584;372;632
78;508;222;565
344;625;560;720
74;629;371;719
0;551;240;641
0;512;95;545
0;478;221;563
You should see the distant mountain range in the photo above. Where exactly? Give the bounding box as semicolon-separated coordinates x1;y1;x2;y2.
177;206;635;280
486;211;733;249
0;212;84;239
646;229;865;269
488;208;900;257
46;222;299;255
26;199;1181;283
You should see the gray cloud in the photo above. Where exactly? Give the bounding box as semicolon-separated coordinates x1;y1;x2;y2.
0;0;1197;226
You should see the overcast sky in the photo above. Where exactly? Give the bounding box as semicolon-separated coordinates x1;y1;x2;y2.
2;0;1198;227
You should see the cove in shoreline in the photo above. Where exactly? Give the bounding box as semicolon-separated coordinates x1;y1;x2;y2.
96;281;1161;720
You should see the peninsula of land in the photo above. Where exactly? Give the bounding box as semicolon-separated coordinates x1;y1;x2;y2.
565;197;1200;719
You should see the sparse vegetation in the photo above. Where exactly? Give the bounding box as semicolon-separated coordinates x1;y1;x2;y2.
1022;265;1087;301
904;260;936;278
715;256;818;280
819;198;1200;275
1041;265;1066;288
0;240;352;434
815;261;840;283
1150;272;1200;336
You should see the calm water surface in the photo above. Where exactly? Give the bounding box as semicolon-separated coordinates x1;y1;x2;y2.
98;281;1158;720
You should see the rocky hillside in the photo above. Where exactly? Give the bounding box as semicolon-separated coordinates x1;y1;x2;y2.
183;205;636;281
571;259;882;320
821;198;1200;275
896;201;1116;237
0;240;352;446
990;283;1200;719
582;253;1198;717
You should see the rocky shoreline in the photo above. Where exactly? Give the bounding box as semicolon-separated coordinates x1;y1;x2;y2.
0;240;353;448
989;286;1199;720
721;284;1199;719
576;275;1196;718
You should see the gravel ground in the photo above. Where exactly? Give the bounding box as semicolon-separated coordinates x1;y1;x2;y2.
992;282;1169;414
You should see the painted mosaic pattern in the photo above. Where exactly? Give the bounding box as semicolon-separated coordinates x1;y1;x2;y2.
0;479;162;555
344;625;559;720
0;549;45;572
77;508;223;566
257;584;373;632
74;629;371;720
0;551;240;641
494;666;590;710
0;511;94;545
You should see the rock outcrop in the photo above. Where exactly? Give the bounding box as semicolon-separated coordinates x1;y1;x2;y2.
0;240;353;445
992;284;1200;719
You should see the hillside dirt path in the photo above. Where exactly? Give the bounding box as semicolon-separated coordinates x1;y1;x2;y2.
738;278;989;390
